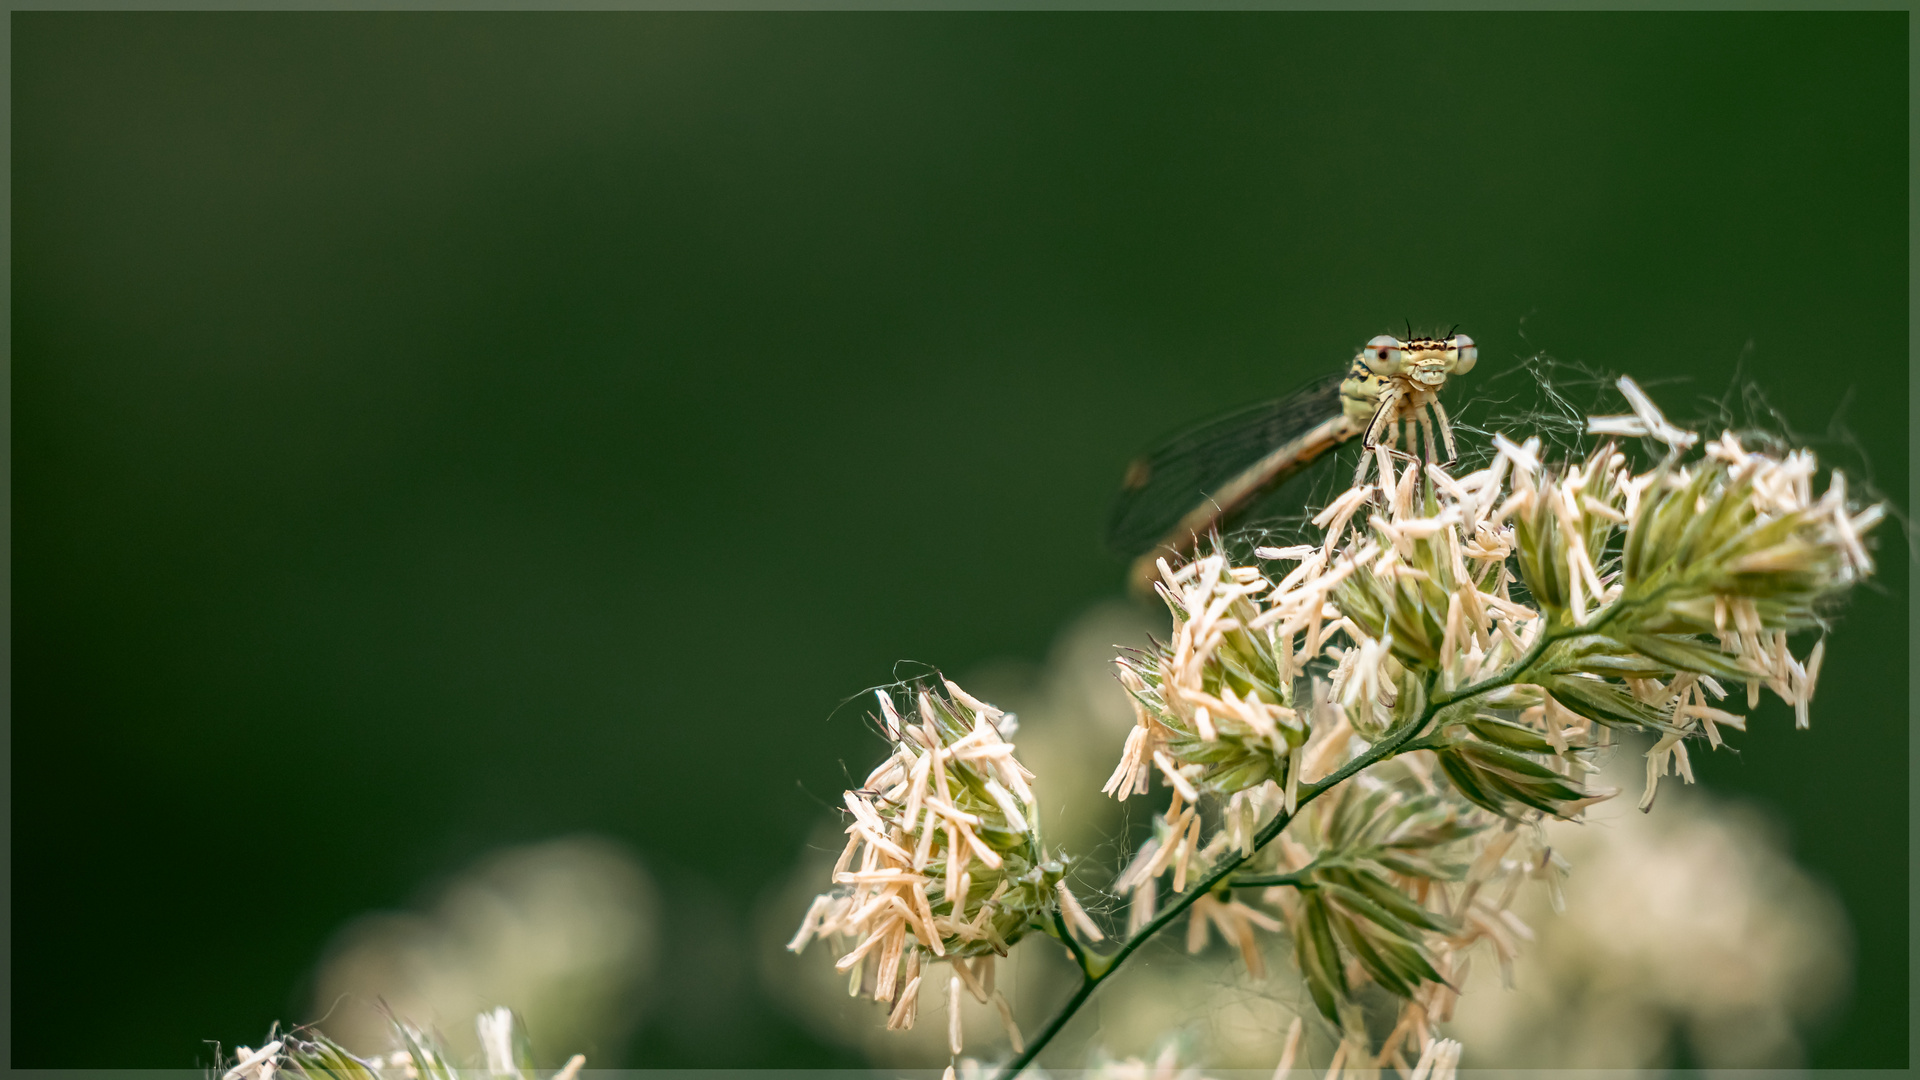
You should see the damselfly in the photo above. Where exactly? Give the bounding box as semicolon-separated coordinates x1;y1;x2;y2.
1106;331;1478;587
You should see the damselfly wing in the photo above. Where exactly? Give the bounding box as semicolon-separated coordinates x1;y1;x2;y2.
1107;332;1477;588
1105;371;1349;556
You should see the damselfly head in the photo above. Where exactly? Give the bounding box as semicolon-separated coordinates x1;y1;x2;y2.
1359;332;1477;385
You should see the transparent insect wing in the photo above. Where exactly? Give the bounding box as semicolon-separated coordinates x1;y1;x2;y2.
1361;334;1404;375
1104;373;1347;558
1450;333;1477;374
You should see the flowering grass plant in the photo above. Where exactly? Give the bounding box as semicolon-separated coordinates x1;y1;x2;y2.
217;1009;582;1080
786;679;1062;1053
789;377;1883;1078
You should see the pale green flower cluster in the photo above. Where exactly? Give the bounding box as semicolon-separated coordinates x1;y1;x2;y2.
219;1008;582;1080
787;679;1060;1055
792;377;1882;1080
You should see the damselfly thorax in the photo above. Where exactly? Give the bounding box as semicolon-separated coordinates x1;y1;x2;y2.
1107;331;1477;588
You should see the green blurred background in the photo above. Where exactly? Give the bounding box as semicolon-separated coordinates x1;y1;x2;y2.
13;11;1907;1069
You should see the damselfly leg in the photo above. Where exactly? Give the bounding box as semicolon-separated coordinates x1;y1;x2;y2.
1354;391;1458;495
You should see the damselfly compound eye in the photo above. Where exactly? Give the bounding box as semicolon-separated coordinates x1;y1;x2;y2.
1451;333;1477;373
1362;334;1402;375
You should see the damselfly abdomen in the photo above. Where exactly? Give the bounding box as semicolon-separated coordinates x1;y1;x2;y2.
1106;332;1478;588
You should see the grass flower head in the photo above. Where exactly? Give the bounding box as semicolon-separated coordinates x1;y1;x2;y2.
788;678;1065;1052
789;375;1883;1076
